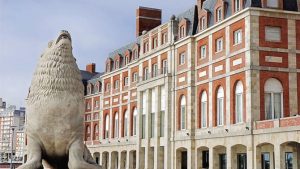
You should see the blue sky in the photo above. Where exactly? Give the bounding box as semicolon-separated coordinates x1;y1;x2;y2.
0;0;195;107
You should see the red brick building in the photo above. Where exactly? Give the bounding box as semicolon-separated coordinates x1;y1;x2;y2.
83;1;300;168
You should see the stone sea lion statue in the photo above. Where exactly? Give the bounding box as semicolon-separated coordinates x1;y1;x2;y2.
19;30;102;169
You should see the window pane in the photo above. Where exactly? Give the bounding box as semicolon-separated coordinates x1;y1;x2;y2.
151;113;155;137
267;0;279;8
264;93;272;120
285;152;293;169
181;106;186;129
201;102;207;128
236;94;243;123
217;98;224;126
274;93;282;119
262;153;270;169
160;111;165;137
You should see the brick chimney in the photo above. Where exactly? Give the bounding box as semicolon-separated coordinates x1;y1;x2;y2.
86;63;96;73
136;6;162;37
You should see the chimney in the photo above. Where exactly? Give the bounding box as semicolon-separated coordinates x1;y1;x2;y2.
136;6;162;37
86;63;96;73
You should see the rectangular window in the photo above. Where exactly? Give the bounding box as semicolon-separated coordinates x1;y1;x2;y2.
144;42;149;53
133;72;138;82
161;86;166;111
265;26;281;42
201;17;206;30
217;98;224;126
200;45;207;59
144;67;149;80
216;38;223;52
234;29;242;45
181;105;186;130
217;8;222;22
236;93;243;123
114;80;119;89
285;152;293;169
153;37;158;49
235;0;241;12
237;154;247;169
152;64;158;77
261;153;270;169
201;101;207;128
202;151;209;168
219;154;227;169
179;53;185;65
162;32;168;44
124;77;129;86
267;0;279;8
162;60;168;74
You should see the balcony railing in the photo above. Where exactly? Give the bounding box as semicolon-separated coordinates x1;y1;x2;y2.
140;68;168;82
255;115;300;130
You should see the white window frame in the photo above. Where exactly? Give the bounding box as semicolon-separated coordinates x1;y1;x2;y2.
105;115;110;139
153;37;158;48
264;78;283;120
114;113;119;138
201;91;208;128
124;110;128;137
180;96;186;130
162;60;168;74
217;8;222;22
115;60;119;69
200;45;207;59
133;72;138;82
152;64;158;77
201;17;206;30
179;53;185;65
235;0;241;12
144;67;149;80
216;38;223;52
114;80;119;89
217;87;224;126
124;77;129;86
235;81;244;124
133;108;138;136
234;29;242;45
162;32;168;44
267;0;279;8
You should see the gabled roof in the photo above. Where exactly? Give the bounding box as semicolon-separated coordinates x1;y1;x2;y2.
177;6;198;36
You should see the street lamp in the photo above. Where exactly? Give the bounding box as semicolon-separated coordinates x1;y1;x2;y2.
10;125;17;169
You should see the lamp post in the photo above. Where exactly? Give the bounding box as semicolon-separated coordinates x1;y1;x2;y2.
10;126;16;169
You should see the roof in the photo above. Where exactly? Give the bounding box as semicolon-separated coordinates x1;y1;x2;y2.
80;70;98;82
108;37;141;59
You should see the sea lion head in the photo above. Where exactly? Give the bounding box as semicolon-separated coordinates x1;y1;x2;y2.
27;30;84;103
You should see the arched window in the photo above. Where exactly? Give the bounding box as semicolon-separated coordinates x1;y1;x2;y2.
133;108;138;136
216;7;222;22
105;115;109;139
267;0;279;8
264;78;283;120
124;110;128;137
114;112;119;138
180;95;186;130
217;87;224;126
201;91;208;128
235;81;244;123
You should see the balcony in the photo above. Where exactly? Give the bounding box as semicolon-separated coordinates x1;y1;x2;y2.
140;68;168;82
255;115;300;130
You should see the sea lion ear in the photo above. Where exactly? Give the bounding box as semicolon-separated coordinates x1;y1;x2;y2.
48;41;53;48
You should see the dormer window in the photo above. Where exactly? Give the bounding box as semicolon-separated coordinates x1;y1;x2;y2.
200;17;206;30
124;77;129;86
144;41;149;53
115;60;119;69
162;32;168;45
267;0;279;8
125;57;129;66
216;8;222;22
106;63;110;72
234;0;241;12
179;25;185;39
152;37;158;49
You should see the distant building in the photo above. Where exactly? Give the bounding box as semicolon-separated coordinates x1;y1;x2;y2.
82;0;300;169
0;99;25;168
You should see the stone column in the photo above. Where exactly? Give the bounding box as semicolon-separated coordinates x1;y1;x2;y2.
209;147;213;169
274;144;281;169
126;151;130;169
226;146;232;169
